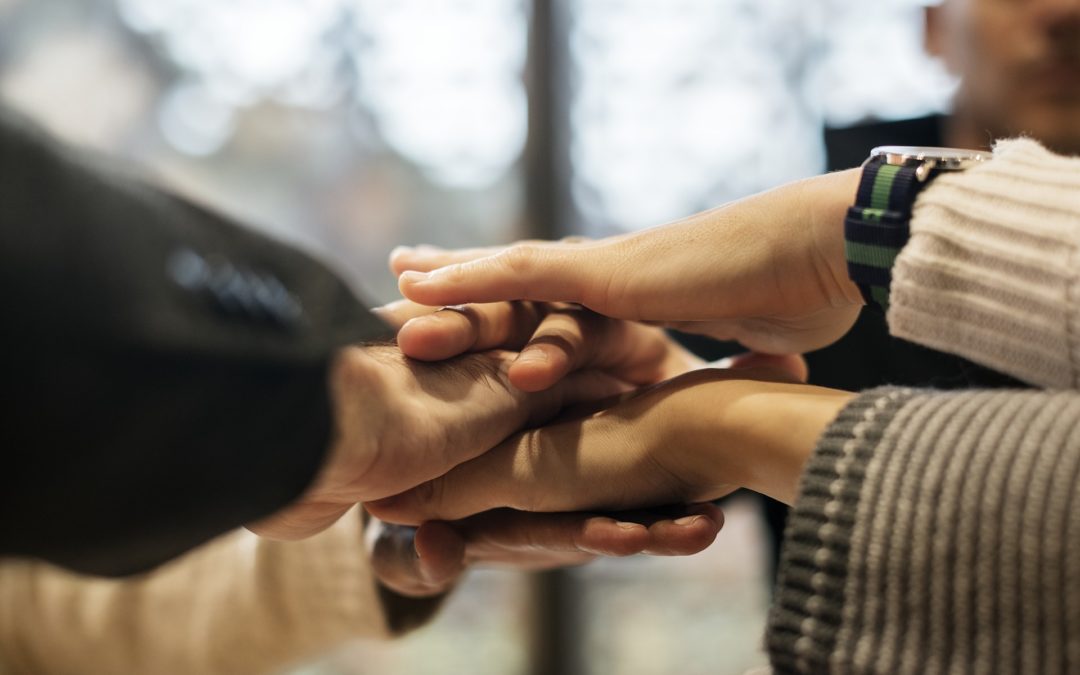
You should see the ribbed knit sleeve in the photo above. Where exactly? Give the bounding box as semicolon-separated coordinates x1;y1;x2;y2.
888;138;1080;388
767;387;1080;674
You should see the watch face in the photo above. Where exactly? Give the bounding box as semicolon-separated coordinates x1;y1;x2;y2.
871;145;992;170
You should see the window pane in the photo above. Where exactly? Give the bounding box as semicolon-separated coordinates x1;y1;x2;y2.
568;0;953;234
0;0;527;305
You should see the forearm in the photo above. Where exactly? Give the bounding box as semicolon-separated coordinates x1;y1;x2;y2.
768;387;1080;674
659;168;863;317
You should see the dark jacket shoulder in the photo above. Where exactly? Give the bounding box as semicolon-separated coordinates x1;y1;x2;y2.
0;110;390;576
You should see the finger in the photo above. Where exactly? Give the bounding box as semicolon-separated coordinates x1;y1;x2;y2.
636;503;724;556
391;237;594;277
390;244;513;276
371;298;441;330
397;302;547;362
398;242;603;310
511;310;681;392
413;521;469;588
508;309;613;392
368;519;467;598
569;503;723;557
367;520;465;597
378;505;723;590
454;506;720;564
457;510;646;561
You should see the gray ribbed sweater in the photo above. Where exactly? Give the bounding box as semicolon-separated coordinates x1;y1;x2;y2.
767;139;1080;674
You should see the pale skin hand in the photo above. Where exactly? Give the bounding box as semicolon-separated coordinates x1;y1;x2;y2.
361;300;790;599
357;176;858;586
365;370;854;527
393;169;865;355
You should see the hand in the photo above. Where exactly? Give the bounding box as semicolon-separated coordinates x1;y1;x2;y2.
366;367;854;527
249;346;629;540
393;170;865;354
376;298;704;392
367;504;723;598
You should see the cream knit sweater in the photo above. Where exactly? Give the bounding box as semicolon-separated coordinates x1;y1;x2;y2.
769;139;1080;673
0;507;434;674
889;138;1080;388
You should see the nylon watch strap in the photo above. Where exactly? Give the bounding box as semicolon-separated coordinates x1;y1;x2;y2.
843;158;926;311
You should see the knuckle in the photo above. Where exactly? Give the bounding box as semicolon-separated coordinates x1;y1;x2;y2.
332;346;370;390
497;245;538;277
438;262;471;285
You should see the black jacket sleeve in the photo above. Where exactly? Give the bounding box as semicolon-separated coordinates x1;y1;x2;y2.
0;110;391;576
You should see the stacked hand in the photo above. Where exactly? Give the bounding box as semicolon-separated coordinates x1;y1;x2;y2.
393;169;864;355
256;168;864;598
251;299;727;597
359;300;841;596
364;170;866;584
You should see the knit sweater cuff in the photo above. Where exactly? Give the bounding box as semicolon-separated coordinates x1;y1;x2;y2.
767;387;915;674
887;138;1080;388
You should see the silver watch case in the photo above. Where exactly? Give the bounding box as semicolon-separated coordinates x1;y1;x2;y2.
869;145;991;182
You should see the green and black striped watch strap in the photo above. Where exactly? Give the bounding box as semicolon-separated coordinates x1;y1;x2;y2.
844;158;927;311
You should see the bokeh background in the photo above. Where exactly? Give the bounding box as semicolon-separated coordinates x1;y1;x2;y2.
0;1;951;673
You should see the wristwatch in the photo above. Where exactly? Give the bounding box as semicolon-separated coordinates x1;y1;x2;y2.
844;145;991;311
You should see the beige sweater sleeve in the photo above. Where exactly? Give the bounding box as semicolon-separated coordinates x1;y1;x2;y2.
887;138;1080;388
0;507;433;675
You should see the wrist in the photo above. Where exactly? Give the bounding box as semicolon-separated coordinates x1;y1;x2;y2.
805;168;865;307
674;376;854;505
737;386;854;505
318;346;387;500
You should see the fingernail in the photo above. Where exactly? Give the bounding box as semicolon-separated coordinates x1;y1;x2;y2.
371;299;402;313
617;522;644;531
675;516;702;527
713;357;734;369
390;246;414;259
400;271;428;285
